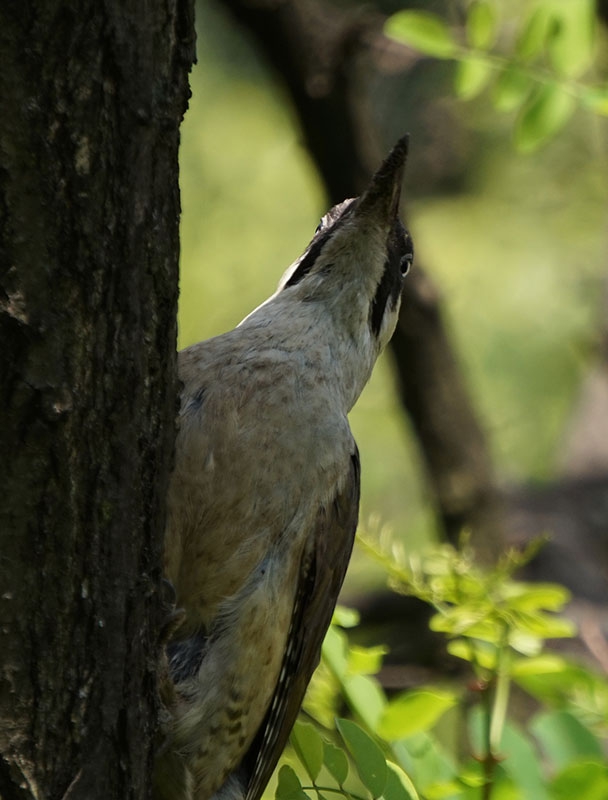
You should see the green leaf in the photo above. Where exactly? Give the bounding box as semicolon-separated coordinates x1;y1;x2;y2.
394;732;457;791
510;609;575;639
447;638;497;670
347;644;388;676
382;762;420;800
454;56;493;100
302;659;340;729
377;688;457;740
499;722;551;800
581;85;608;116
510;652;570;677
515;83;576;152
456;762;486;788
429;607;490;638
322;625;349;680
515;6;552;60
547;2;596;78
512;657;607;708
445;639;476;665
466;1;496;50
291;721;324;782
275;765;309;800
492;65;534;112
337;718;388;798
323;741;349;786
469;711;550;800
385;11;458;59
507;630;543;657
501;582;570;612
423;779;472;798
333;605;360;628
531;710;603;768
550;760;608;800
343;673;387;732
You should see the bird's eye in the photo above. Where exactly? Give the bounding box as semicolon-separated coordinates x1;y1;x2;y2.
314;219;324;234
400;252;413;277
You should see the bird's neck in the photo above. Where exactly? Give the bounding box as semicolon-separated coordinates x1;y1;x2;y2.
238;292;378;414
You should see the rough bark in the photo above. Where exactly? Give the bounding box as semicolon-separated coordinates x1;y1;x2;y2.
0;3;195;799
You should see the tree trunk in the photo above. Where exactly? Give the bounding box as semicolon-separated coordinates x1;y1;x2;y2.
0;3;194;799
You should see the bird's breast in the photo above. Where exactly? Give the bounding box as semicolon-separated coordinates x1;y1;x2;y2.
164;347;354;634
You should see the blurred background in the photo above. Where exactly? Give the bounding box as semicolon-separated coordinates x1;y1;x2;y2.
178;0;608;604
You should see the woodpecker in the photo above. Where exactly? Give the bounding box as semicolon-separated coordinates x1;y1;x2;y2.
154;136;413;800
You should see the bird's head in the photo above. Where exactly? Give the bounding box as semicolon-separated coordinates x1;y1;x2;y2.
276;135;413;355
239;136;413;410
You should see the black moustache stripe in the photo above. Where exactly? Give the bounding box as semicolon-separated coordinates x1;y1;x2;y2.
285;229;333;288
369;258;401;336
369;223;411;337
285;199;357;289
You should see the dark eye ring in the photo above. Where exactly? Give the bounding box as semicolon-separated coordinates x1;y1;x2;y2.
400;252;413;277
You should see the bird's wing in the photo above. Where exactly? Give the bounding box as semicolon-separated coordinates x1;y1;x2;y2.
243;445;361;800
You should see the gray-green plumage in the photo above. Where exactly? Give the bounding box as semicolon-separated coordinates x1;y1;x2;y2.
154;136;413;800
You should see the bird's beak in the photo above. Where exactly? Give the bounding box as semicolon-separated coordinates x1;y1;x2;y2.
355;134;409;224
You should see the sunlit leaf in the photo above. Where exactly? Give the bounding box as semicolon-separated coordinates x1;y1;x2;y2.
469;710;550;800
291;721;324;782
510;609;575;639
343;673;387;732
447;639;497;670
446;639;476;665
395;731;458;791
337;718;388;798
302;658;340;729
347;644;388;676
510;653;570;677
454;56;493;100
378;688;457;740
515;6;552;60
423;779;471;798
512;657;608;708
515;83;576;152
323;741;349;786
456;763;486;788
385;11;458;59
550;760;608;800
508;630;543;657
429;607;489;637
581;85;608;116
466;1;496;50
333;606;360;628
500;721;550;800
531;710;603;767
492;65;534;112
275;765;309;800
382;762;420;800
501;582;570;612
547;1;596;78
322;625;348;679
419;548;457;577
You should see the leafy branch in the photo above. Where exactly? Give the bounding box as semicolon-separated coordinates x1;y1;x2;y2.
275;536;608;800
383;1;608;151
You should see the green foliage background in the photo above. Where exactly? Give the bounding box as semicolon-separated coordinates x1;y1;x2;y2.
279;541;608;800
